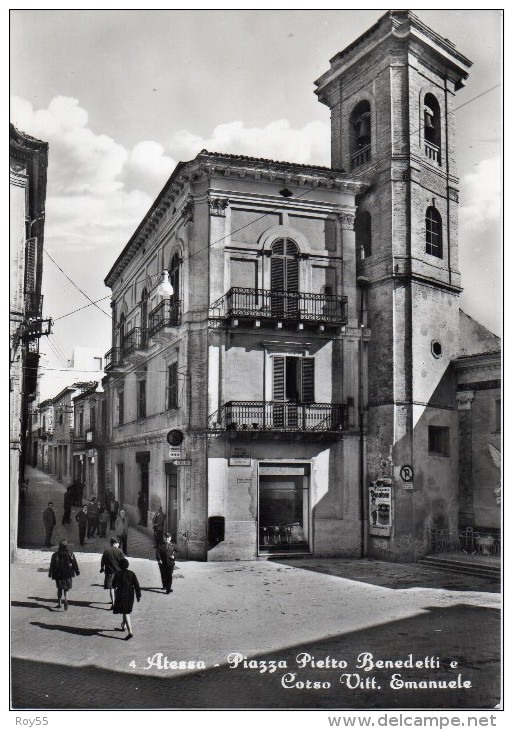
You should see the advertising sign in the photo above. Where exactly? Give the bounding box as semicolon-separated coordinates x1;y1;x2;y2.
368;478;392;537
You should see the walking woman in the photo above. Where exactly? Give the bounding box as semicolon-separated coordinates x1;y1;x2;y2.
48;539;80;610
112;558;141;640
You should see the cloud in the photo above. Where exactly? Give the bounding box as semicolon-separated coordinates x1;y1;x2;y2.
459;155;501;232
170;118;331;167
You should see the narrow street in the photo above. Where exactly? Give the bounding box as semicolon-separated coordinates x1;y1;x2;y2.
12;467;501;710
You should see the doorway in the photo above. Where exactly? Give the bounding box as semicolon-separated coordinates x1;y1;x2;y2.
258;463;311;554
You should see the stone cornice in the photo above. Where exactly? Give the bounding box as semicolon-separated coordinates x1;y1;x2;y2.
104;150;368;289
315;10;471;103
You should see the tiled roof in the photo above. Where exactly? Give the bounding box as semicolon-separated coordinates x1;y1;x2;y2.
196;149;345;174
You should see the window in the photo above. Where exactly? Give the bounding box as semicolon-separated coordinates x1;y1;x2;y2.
355;208;372;258
423;93;441;164
90;405;96;431
140;288;148;347
137;377;147;419
425;207;443;258
169;253;181;303
117;388;124;426
428;426;450;457
273;356;315;403
270;239;299;317
167;362;178;409
350;100;371;169
78;410;84;436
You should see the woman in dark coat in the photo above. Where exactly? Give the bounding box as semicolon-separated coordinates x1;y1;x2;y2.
48;539;80;610
112;558;141;640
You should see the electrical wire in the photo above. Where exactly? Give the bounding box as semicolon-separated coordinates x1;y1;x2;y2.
43;248;112;319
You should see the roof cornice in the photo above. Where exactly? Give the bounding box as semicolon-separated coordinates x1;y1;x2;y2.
104;150;368;288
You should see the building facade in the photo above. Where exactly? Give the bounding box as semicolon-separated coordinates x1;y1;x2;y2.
103;11;500;562
72;384;107;500
10;123;49;562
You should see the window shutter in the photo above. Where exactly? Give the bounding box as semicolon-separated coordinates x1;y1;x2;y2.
271;255;284;291
273;357;285;401
286;255;299;292
301;358;315;403
25;237;37;292
168;362;178;409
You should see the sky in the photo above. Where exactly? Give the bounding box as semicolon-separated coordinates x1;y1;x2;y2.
10;8;502;400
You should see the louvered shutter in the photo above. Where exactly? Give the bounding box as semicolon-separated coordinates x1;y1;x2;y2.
271;249;285;316
285;240;299;292
272;356;285;427
25;237;37;292
301;358;315;403
273;357;285;400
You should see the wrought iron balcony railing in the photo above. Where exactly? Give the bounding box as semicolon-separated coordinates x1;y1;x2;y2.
105;347;122;370
122;326;148;355
209;401;347;434
25;292;43;317
210;288;348;326
148;299;181;337
350;144;371;169
424;140;441;164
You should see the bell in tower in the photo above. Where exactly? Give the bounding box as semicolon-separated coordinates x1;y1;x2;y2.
356;112;371;149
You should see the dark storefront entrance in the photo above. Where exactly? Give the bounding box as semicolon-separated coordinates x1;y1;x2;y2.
258;462;311;554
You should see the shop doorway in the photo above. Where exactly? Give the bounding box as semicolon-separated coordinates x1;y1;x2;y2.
116;463;125;507
258;463;311;554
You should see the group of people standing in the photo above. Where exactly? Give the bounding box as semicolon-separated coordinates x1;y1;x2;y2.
47;532;176;639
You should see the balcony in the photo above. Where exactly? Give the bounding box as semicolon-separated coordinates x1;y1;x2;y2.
105;347;122;370
210;288;347;330
148;299;181;338
424;140;441;165
122;326;148;356
350;144;371;170
209;401;347;438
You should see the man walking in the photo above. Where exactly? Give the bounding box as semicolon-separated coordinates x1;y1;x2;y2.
62;486;73;525
75;504;89;546
115;509;129;555
87;496;100;538
156;533;176;594
43;501;56;548
152;506;166;547
100;537;125;609
109;496;119;531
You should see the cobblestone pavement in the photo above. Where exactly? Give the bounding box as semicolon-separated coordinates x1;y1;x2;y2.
12;468;501;710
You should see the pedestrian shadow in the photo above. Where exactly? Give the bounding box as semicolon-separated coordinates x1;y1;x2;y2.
29;596;110;610
30;622;126;640
140;587;164;593
11;600;59;612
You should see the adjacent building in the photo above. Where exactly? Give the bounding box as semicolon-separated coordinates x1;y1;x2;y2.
72;383;107;500
10;123;50;561
102;11;500;562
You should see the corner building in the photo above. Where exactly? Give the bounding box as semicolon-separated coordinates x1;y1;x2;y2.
104;152;367;560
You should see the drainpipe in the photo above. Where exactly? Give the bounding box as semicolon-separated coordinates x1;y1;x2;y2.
356;276;369;557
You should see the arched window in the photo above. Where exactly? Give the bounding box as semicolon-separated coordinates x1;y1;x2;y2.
169;253;181;303
423;93;441;164
118;312;126;350
270;239;299;317
350;100;371;169
355;209;372;259
425;206;443;258
140;287;148;347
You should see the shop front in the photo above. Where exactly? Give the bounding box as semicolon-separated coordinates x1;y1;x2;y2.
258;462;311;555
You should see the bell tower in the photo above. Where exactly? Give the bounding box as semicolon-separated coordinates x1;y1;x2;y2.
315;11;472;561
